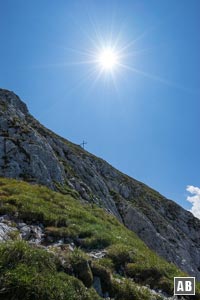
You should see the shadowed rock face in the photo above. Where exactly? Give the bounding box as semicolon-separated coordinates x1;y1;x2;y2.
1;88;200;280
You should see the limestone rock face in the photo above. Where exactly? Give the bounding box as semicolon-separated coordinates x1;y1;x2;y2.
0;221;14;241
1;88;200;280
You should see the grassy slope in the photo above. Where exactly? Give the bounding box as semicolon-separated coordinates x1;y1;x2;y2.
0;177;199;300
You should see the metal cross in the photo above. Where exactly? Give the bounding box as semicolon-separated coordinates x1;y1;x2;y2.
80;140;87;149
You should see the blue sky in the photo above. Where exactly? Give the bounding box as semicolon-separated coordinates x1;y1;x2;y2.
0;0;200;211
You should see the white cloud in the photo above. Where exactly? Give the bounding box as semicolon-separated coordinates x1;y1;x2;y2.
186;185;200;220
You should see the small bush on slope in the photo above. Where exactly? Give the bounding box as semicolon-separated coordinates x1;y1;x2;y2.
0;240;100;300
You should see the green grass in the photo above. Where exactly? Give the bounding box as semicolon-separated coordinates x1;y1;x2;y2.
0;240;101;300
0;177;200;299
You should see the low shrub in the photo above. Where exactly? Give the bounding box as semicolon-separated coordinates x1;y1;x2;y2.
107;244;135;270
45;225;79;240
111;278;151;300
0;241;100;300
91;262;112;294
82;234;111;249
126;263;173;293
69;248;93;288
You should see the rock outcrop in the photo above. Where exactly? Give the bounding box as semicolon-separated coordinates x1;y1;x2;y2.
1;88;200;280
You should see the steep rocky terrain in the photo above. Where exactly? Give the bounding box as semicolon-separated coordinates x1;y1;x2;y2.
0;88;200;283
1;177;199;300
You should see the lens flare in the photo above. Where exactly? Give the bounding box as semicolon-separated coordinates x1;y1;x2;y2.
98;47;119;71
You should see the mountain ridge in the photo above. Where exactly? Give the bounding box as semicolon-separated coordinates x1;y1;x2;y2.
0;88;200;281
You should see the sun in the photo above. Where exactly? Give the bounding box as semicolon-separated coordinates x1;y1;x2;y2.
97;47;119;71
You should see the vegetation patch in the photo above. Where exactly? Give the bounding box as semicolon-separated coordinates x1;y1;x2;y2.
111;278;152;300
0;177;200;299
0;240;100;300
107;244;136;270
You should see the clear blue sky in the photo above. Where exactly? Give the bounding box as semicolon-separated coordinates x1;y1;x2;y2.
0;0;200;210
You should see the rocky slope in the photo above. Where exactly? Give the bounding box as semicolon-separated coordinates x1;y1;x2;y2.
0;88;200;281
1;177;199;300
